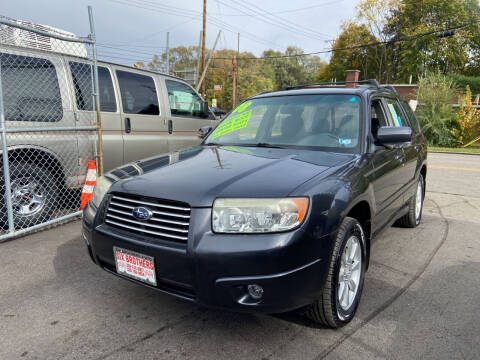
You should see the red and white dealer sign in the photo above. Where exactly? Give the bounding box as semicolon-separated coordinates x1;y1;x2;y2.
113;247;156;286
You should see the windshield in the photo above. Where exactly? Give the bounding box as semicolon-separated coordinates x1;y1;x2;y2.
205;94;362;152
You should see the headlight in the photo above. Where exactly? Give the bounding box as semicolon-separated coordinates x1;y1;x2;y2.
212;198;308;233
90;176;112;208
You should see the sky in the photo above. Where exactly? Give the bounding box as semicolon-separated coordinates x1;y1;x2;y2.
2;0;359;66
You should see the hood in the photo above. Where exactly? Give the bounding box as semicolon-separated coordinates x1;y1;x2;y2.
107;146;355;207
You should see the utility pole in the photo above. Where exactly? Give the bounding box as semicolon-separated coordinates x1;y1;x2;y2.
196;30;221;92
166;32;170;75
196;30;202;85
201;0;207;98
232;56;237;108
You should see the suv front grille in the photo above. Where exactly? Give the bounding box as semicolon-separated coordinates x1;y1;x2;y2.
105;194;191;243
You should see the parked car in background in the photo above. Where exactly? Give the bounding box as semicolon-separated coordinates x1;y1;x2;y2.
0;43;217;227
82;80;427;328
210;106;227;119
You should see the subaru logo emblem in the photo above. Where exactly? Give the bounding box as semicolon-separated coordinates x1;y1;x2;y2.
132;206;153;221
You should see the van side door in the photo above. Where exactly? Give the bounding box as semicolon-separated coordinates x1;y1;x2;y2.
114;68;169;163
162;79;216;152
68;61;123;172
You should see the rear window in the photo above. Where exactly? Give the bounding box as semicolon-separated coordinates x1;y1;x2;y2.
69;62;117;112
116;70;159;115
0;53;62;122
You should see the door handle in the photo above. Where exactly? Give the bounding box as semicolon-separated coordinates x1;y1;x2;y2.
168;119;173;134
394;150;403;161
125;117;131;134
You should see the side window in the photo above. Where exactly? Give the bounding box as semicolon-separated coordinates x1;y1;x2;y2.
1;53;62;122
165;80;204;118
116;70;159;115
384;98;409;127
400;99;420;134
69;62;117;112
370;99;388;137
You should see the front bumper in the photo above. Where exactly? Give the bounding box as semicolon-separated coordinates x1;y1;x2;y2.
82;201;336;313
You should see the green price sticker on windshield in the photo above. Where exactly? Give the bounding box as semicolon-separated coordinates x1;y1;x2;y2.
211;101;252;139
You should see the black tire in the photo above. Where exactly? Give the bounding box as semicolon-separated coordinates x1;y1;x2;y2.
1;162;58;229
395;174;424;228
306;217;366;328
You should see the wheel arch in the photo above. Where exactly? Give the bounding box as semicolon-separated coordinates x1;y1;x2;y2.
345;200;372;270
1;145;67;188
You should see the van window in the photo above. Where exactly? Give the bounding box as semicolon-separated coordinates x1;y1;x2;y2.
116;70;159;115
69;62;117;112
0;53;62;122
165;80;205;118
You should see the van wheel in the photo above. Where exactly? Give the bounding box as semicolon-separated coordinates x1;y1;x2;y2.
306;217;366;328
395;174;424;228
1;162;58;229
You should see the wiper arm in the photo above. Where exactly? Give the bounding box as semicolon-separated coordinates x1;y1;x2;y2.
251;142;287;148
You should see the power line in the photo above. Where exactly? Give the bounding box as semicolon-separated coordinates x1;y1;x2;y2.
217;0;330;41
214;19;480;60
108;0;285;50
226;0;333;39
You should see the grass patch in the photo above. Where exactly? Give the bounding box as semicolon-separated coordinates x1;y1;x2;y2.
428;146;480;154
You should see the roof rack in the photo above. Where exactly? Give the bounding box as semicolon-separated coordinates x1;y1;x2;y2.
282;79;381;91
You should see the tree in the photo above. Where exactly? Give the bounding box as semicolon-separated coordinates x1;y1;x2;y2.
355;0;400;82
386;0;480;82
320;22;378;82
415;72;458;146
455;85;480;145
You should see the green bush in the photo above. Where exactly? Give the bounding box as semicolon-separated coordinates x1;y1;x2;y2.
447;74;480;95
416;72;459;147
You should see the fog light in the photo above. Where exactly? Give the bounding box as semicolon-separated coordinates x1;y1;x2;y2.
247;284;264;300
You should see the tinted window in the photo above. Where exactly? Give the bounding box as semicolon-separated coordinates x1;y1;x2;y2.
1;53;62;122
400;100;420;133
206;95;362;153
165;80;205;118
69;62;117;112
116;70;159;115
384;98;409;127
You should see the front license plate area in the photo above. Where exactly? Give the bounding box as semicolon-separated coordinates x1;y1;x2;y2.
113;247;156;286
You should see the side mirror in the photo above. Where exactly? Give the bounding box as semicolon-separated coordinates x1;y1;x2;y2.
377;126;412;144
201;101;210;118
198;125;213;138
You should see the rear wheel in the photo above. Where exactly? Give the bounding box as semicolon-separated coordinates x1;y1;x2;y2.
306;217;366;328
396;174;424;228
1;162;58;229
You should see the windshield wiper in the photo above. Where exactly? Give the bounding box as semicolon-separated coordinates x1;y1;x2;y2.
246;142;288;149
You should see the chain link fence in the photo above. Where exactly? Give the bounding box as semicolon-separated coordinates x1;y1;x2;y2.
0;11;101;241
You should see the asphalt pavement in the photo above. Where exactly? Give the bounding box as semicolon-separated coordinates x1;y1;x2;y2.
1;152;479;360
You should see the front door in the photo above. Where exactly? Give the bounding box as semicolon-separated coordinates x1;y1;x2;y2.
114;69;169;164
369;98;406;230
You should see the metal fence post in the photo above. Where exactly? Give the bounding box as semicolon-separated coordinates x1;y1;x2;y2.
0;58;15;232
88;5;103;176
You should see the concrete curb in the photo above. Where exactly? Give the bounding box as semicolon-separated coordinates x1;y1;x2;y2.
429;151;480;156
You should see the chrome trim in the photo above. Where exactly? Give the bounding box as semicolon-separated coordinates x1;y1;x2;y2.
108;207;189;226
112;195;190;211
106;213;188;233
105;220;188;240
109;201;190;219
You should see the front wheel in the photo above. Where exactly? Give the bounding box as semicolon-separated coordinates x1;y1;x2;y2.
306;217;366;328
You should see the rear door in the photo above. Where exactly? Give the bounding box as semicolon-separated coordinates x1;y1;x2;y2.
68;61;123;172
162;79;217;152
114;68;169;164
